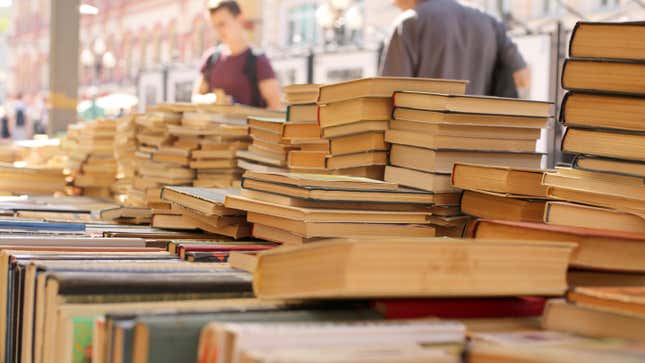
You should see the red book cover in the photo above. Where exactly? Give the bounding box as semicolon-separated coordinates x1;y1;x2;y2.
371;297;546;319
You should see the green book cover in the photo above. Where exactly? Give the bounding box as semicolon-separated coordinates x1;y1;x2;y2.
72;316;96;363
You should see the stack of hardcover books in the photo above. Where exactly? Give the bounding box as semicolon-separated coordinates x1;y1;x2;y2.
224;171;442;244
62;119;118;198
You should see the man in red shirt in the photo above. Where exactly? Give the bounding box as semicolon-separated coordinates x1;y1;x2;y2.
193;0;282;109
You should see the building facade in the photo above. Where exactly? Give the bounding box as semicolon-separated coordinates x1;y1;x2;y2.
7;0;645;106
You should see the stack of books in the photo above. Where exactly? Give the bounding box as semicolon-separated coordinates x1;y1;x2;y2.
225;171;451;244
452;163;549;224
541;286;645;341
112;114;138;202
171;109;250;188
468;22;645;288
545;20;645;229
469;329;645;363
237;116;290;173
283;84;331;168
287;77;468;180
386;93;551;233
0;163;67;195
158;186;252;239
128;106;185;208
62;119;117;198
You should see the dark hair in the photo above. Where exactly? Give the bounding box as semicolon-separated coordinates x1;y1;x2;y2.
208;0;242;16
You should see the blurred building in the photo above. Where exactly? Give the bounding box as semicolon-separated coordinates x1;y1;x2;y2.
6;0;645;107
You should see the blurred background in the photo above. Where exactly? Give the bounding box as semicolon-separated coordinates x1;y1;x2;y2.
0;0;643;127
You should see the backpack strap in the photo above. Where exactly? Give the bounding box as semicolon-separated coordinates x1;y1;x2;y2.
204;48;222;93
242;48;263;108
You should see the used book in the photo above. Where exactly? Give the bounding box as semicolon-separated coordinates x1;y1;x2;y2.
252;238;573;299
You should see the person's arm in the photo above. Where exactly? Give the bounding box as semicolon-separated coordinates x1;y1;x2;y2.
255;55;283;110
380;12;419;77
258;78;282;110
495;20;531;90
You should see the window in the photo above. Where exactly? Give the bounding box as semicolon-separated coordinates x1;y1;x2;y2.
286;3;317;46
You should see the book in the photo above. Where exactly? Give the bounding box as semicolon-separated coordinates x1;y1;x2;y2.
321;120;389;139
542;168;645;202
385;129;537;153
100;207;153;221
469;330;645;363
393;92;553;117
240;188;435;211
253;238;573;299
560;92;645;132
562;58;645;96
393;107;549;128
251;223;328;245
285;104;318;122
203;320;465;363
390;119;541;140
225;195;430;224
460;191;546;223
240;177;435;204
573;155;645;179
569;21;645;61
281;121;320;140
328;132;387;156
452;163;547;197
287;150;387;170
384;166;458;193
241;171;398;191
545;201;645;234
561;128;644;162
174;207;251;239
0;219;85;233
318;97;392;128
317;77;467;104
389;144;543;174
371;297;546;319
239;344;460;363
567;269;645;287
228;252;259;273
567;287;644;318
160;187;244;216
470;219;645;272
151;213;197;230
546;185;644;215
283;84;321;104
541;299;645;340
247;212;436;239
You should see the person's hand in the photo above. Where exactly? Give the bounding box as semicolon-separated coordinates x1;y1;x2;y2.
513;67;532;90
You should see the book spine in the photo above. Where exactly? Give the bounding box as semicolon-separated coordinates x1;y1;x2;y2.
560;58;570;91
558;91;571;126
286;105;292;122
559;127;570;154
568;21;582;58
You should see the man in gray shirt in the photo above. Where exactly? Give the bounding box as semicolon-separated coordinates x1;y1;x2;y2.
380;0;531;97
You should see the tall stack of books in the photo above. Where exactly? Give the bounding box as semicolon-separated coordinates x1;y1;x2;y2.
128;107;184;208
385;92;552;236
224;171;443;244
112;114;138;202
286;77;468;180
62;119;118;198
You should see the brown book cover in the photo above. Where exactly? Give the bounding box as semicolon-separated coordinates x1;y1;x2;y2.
470;219;645;272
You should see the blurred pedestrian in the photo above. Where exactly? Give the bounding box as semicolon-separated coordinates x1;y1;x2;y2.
380;0;531;97
193;0;282;109
0;106;10;140
12;93;28;140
